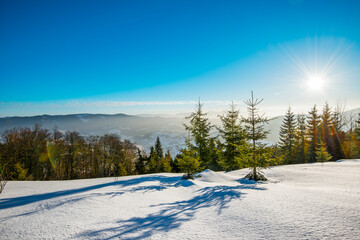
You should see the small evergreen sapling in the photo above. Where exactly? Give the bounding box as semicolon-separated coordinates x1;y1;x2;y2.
242;91;271;181
162;150;173;173
217;102;247;171
315;141;332;163
177;134;201;180
184;100;213;169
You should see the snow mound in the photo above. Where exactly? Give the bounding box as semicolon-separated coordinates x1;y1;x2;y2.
196;169;236;184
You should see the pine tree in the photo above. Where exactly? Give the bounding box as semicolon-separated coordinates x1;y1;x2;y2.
294;113;307;163
306;105;320;163
154;137;164;160
148;146;159;173
242;91;270;181
177;133;201;179
207;137;222;171
315;141;332;163
278;107;297;164
184;100;213;169
217;102;246;171
135;149;147;174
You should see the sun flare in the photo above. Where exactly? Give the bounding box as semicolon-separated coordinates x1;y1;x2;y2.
306;76;325;91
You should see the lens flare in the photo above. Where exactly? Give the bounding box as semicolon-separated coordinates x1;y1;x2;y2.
46;140;57;169
281;37;353;98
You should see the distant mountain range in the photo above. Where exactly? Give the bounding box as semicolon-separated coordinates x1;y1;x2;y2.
1;107;359;155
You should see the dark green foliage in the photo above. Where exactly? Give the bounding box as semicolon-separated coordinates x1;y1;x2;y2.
207;138;222;171
278;107;297;164
170;154;181;173
184;100;214;169
154;137;163;160
135;149;148;174
217;102;247;171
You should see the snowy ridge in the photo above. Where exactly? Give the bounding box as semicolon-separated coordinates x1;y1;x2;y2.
1;160;359;239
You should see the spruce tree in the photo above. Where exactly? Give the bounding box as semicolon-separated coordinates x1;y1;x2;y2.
217;102;246;171
162;150;173;172
154;136;164;160
177;133;201;179
295;113;307;163
207;137;222;171
184;100;213;169
242;91;270;181
278;107;297;164
148;146;159;173
135;149;147;174
320;103;334;160
306;105;321;162
315;141;332;163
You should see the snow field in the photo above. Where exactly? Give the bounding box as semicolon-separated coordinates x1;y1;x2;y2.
1;160;359;239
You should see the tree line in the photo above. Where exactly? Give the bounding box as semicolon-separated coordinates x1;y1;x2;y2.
176;94;360;180
0;92;359;186
0;126;138;182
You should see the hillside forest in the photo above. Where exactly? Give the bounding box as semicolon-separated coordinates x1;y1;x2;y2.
0;93;359;187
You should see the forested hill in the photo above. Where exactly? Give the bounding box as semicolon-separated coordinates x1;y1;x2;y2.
0;113;186;154
1;108;359;153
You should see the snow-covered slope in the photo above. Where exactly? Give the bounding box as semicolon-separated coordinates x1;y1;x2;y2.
1;160;359;239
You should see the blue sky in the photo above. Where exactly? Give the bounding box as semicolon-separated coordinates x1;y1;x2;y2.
1;0;360;117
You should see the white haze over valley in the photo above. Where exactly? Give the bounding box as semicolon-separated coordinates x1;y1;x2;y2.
0;108;359;156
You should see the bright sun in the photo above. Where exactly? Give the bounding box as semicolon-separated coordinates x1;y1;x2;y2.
306;76;325;91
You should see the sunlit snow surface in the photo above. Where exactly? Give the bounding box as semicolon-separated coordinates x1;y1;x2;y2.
1;160;359;239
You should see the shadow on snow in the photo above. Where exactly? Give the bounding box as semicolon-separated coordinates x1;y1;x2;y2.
77;182;266;240
0;175;181;210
